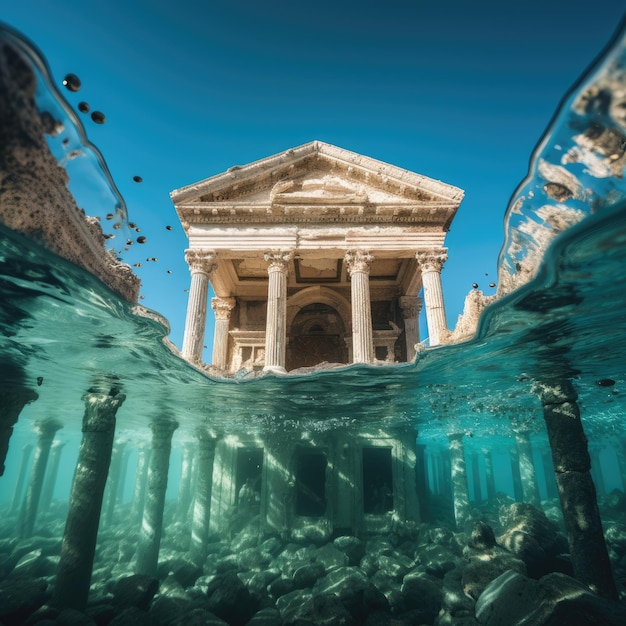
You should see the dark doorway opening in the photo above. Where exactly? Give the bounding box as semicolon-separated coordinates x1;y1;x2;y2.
295;450;327;517
363;447;393;514
236;448;263;510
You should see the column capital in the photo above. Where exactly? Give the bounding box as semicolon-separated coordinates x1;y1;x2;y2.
345;249;374;276
185;249;218;275
211;297;236;320
150;416;179;441
264;250;294;272
416;248;448;273
399;295;423;319
33;418;63;439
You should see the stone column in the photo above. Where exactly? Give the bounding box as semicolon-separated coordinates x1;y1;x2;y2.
181;249;218;364
263;439;294;533
176;443;195;523
483;448;496;500
263;251;293;373
0;384;37;476
534;379;617;600
589;445;606;496
10;443;33;513
509;446;524;502
135;416;179;577
130;446;151;527
345;250;374;364
541;448;559;500
189;429;218;566
103;440;127;528
514;431;541;507
211;297;236;370
447;433;470;529
40;439;65;514
415;443;429;521
415;249;448;346
471;452;482;503
399;296;422;362
20;418;63;538
53;381;125;611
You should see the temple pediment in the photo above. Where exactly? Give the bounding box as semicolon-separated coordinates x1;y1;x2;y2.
172;141;463;228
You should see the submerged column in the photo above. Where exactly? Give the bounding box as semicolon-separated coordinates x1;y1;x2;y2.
534;379;617;600
263;251;293;372
345;250;374;364
589;445;606;496
211;297;236;370
189;428;218;566
399;296;422;362
103;440;127;528
176;443;195;523
135;416;179;577
53;381;125;611
448;433;470;529
514;430;541;507
509;445;524;502
40;439;65;514
0;384;38;476
263;439;294;533
181;249;218;364
541;448;559;500
416;249;448;346
470;452;482;503
483;447;496;500
10;443;33;513
20;418;63;538
130;445;151;527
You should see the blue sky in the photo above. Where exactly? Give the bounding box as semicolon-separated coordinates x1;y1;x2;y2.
3;0;625;357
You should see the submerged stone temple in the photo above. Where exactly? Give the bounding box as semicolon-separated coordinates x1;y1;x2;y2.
172;141;464;372
171;142;465;540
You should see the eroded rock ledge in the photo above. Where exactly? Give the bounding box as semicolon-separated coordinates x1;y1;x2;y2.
0;40;140;303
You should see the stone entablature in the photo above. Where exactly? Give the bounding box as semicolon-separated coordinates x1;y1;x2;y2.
172;141;463;370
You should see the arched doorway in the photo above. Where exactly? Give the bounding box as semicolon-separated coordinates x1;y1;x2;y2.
286;303;348;370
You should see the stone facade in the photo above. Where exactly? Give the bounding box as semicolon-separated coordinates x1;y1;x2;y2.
172;141;464;372
171;142;463;537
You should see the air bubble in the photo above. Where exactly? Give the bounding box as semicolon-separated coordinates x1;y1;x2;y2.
62;73;81;92
137;236;147;244
133;176;143;183
91;111;106;124
78;102;90;113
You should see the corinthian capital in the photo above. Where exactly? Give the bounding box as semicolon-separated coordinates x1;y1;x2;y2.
185;249;218;275
345;250;374;276
264;250;294;273
211;297;236;320
416;248;448;273
399;295;423;319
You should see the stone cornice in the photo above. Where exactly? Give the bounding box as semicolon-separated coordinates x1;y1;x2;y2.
171;141;464;206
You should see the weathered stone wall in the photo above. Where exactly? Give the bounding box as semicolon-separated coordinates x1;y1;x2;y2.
0;41;140;302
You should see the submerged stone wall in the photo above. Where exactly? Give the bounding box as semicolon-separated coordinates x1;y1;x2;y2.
0;40;140;302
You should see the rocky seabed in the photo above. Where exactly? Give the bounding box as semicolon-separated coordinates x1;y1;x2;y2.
1;494;626;626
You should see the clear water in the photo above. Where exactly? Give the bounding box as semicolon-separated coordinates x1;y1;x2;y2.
1;12;626;578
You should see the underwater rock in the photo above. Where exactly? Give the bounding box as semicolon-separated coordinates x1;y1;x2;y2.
460;546;527;600
111;573;159;610
400;571;443;621
415;543;459;578
467;522;496;551
475;569;626;626
292;561;326;588
54;608;97;625
246;606;282;626
205;570;257;625
0;576;49;625
283;592;354;625
333;535;366;566
156;557;203;588
108;606;152;626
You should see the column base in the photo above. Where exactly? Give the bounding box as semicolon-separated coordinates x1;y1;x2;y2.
262;365;288;375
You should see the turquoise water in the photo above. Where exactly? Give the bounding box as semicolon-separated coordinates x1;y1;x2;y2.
1;15;626;556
